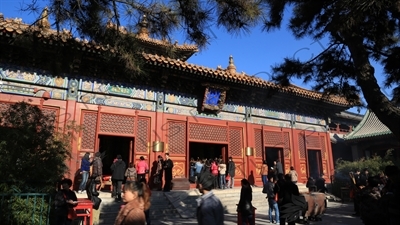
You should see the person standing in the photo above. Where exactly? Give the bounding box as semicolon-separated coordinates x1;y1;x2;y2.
289;166;298;184
210;159;219;189
275;159;284;176
196;174;224;225
260;160;269;186
237;179;254;225
125;162;137;182
154;155;164;190
136;156;149;181
227;157;236;188
267;175;280;224
218;160;227;189
360;168;369;187
54;178;78;225
78;152;90;194
351;169;362;216
194;158;204;182
91;152;103;191
278;174;301;225
163;153;174;192
110;155;126;201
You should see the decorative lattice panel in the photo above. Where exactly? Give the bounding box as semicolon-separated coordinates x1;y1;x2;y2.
283;133;291;158
42;108;58;125
305;136;321;149
320;136;327;160
99;113;134;135
81;113;98;150
0;102;10;113
254;129;263;158
298;133;306;158
189;123;228;142
229;128;242;157
167;121;186;155
264;131;284;147
135;117;150;153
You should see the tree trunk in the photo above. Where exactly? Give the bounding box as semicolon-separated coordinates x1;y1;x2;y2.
346;37;400;140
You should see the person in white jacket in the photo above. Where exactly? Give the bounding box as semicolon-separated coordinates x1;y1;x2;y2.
218;160;227;189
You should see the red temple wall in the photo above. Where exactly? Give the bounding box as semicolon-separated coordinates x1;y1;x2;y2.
0;92;334;186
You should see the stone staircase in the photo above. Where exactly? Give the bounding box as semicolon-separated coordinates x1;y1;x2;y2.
75;183;313;225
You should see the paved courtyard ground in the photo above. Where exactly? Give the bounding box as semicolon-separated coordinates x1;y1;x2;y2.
147;201;363;225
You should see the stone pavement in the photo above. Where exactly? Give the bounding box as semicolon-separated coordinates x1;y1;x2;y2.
146;201;364;225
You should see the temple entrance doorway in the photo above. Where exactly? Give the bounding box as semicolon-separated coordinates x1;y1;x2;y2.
189;142;228;162
98;135;133;175
265;147;284;170
307;149;322;179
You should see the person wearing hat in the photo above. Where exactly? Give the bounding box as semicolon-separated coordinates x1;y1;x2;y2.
196;174;224;225
110;155;126;201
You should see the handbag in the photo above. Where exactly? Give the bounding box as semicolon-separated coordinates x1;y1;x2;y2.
226;174;230;180
274;193;279;202
67;207;77;220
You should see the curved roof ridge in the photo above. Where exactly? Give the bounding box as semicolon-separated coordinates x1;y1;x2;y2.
142;53;351;106
0;14;198;53
344;110;392;141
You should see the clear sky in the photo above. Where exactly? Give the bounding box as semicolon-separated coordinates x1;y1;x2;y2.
1;1;393;116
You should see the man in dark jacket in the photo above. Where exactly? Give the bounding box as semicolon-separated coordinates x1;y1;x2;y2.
196;174;224;225
91;152;103;190
278;174;301;225
163;153;174;192
110;155;126;201
275;159;284;176
227;156;236;188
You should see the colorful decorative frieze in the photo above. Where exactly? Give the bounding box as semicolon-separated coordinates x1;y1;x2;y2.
252;117;291;128
295;123;326;132
78;92;155;111
79;79;156;101
0;82;67;100
222;104;246;114
295;115;325;125
251;108;292;120
164;93;197;106
0;66;68;88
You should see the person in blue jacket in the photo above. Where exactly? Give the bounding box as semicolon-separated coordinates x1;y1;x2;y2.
78;152;91;193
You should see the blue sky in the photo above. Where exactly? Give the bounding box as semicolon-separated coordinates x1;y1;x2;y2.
1;1;393;116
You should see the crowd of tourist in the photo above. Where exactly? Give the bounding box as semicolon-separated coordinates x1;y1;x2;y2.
350;166;400;225
59;152;399;225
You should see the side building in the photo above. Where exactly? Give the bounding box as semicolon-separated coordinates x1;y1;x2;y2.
0;12;352;188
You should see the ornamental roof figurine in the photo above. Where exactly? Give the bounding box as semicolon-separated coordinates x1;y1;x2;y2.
227;55;236;74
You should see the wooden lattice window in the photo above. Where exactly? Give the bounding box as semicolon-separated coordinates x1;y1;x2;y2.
254;129;263;158
81;112;98;151
189;123;228;142
167;121;186;155
135;117;150;153
283;133;290;158
264;131;284;147
306;136;321;149
99;113;134;135
298;133;306;158
0;102;10;113
229;128;242;157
